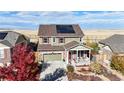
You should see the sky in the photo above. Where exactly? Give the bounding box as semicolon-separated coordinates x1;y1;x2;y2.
0;11;124;30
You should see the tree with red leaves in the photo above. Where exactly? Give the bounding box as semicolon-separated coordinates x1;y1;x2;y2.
0;44;40;81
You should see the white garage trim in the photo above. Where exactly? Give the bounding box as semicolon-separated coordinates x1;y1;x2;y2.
41;51;63;54
41;51;64;61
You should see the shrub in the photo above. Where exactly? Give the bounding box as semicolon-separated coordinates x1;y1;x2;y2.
90;62;103;74
111;55;124;74
67;65;74;73
0;44;40;81
86;43;100;54
42;68;66;81
67;65;75;81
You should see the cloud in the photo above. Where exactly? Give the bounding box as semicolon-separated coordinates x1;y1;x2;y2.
0;11;124;30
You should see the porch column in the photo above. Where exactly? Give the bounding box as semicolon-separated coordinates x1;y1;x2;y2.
62;52;63;61
70;51;72;61
66;51;69;64
89;50;91;62
76;50;78;63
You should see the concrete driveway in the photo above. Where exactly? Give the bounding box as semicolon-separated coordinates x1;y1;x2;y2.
40;61;68;81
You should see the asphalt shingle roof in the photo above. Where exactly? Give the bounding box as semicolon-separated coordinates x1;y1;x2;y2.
37;44;64;51
64;41;79;50
37;41;80;51
0;31;29;47
99;34;124;53
0;40;12;47
38;24;84;37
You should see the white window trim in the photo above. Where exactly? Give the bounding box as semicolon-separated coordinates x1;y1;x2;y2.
59;37;65;43
0;49;4;58
43;37;49;43
53;37;55;42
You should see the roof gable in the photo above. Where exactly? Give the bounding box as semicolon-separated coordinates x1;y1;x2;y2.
70;45;91;50
4;31;19;46
16;35;27;44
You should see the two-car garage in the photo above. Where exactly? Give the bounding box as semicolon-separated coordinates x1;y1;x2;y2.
43;53;62;62
37;44;64;62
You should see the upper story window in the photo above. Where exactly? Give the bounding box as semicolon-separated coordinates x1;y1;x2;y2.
53;37;55;42
0;49;4;58
43;38;49;43
80;38;82;42
59;38;65;43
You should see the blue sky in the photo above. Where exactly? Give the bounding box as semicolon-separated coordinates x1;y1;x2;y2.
0;11;124;30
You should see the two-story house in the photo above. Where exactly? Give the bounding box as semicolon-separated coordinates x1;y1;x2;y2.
37;24;91;66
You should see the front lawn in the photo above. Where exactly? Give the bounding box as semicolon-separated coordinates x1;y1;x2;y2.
66;63;122;81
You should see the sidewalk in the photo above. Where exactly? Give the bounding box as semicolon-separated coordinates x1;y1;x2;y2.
99;62;124;81
111;70;124;80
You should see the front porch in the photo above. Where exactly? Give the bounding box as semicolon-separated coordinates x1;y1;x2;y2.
66;45;91;66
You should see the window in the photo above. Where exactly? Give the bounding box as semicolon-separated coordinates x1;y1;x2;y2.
59;38;65;43
43;38;49;43
53;37;55;42
0;49;4;58
80;38;82;42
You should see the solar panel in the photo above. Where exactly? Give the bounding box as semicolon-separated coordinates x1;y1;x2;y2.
0;32;8;39
56;25;75;33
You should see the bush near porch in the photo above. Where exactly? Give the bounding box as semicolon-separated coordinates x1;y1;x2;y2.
111;55;124;75
67;65;75;81
86;43;100;55
89;62;103;74
67;65;75;73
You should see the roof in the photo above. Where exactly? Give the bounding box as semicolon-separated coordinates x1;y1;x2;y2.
0;32;8;40
99;34;124;53
38;24;84;37
64;41;79;50
37;41;91;51
0;42;10;48
37;44;64;51
0;31;29;47
0;40;12;47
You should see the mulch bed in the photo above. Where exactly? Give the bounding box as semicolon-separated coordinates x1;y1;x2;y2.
67;73;102;81
77;67;91;74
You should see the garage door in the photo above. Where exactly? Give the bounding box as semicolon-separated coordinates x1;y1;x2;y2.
43;53;62;62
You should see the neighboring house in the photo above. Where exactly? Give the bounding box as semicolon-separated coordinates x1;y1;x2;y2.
99;34;124;62
37;24;91;66
0;31;29;66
